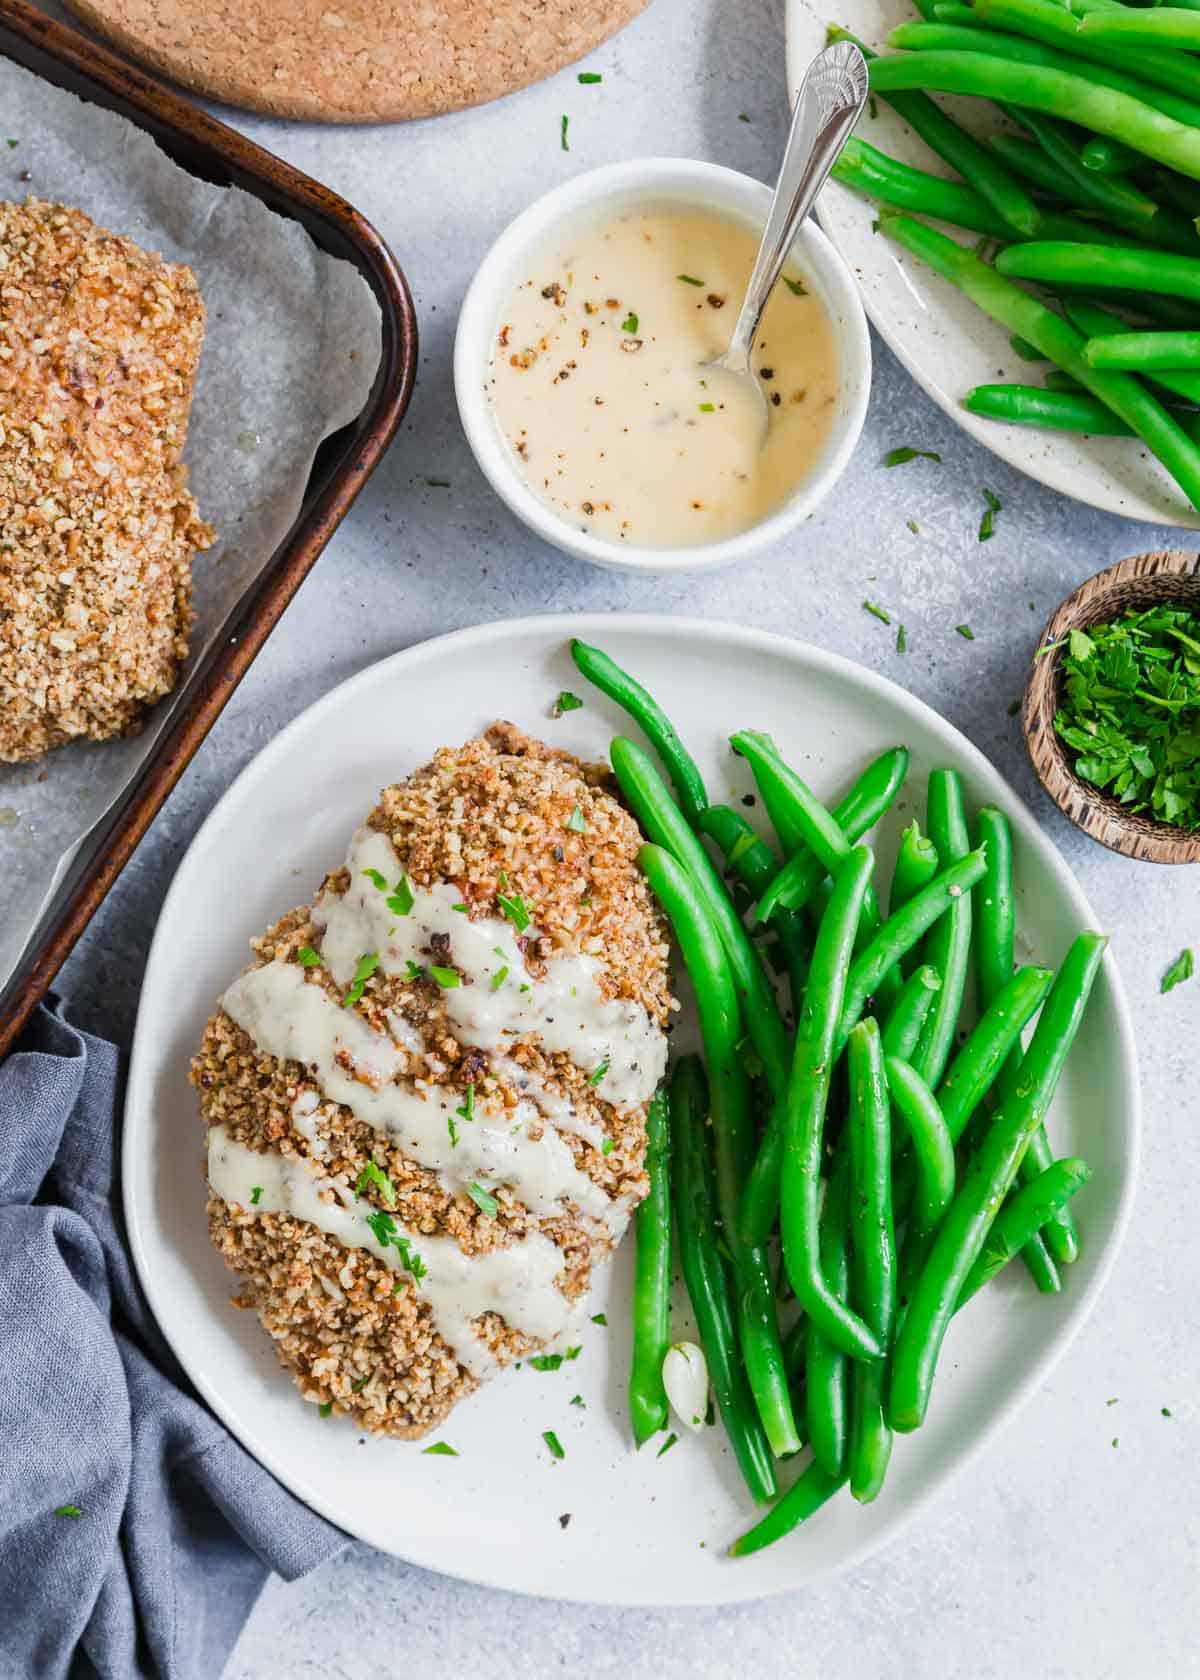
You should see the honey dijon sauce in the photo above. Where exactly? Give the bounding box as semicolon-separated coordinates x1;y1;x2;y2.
486;205;840;548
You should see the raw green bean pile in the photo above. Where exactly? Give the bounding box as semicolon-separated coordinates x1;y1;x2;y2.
571;643;1104;1557
829;0;1200;508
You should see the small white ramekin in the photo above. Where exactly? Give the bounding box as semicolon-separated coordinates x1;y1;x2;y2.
454;157;871;574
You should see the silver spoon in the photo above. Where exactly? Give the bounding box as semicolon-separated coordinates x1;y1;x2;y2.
704;40;869;438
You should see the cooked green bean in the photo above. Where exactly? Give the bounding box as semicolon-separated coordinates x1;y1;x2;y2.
958;1158;1093;1304
974;806;1014;1015
1064;297;1200;407
894;13;1200;127
670;1057;777;1502
640;845;800;1456
1081;136;1140;175
936;966;1054;1143
869;51;1200;183
972;0;1200;105
964;385;1149;435
835;847;989;1053
848;1020;897;1503
698;804;812;1017
727;1460;846;1557
882;965;942;1061
629;1087;671;1446
889;821;940;984
829;25;1041;234
885;1057;956;1237
571;639;708;825
912;771;973;1091
890;932;1107;1432
1077;7;1200;47
806;1167;852;1476
781;846;883;1363
986;130;1194;250
997;242;1200;304
752;746;909;922
1085;332;1200;371
783;1314;807;1389
882;215;1200;511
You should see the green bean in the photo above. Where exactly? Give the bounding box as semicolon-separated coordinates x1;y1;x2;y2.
974;805;1013;1014
833;136;1125;245
571;640;708;825
829;25;1041;234
889;820;940;985
886;1057;957;1236
1044;370;1085;393
1081;136;1140;175
670;1057;777;1502
835;847;989;1053
847;1020;897;1503
1085;332;1200;370
958;1158;1092;1304
640;845;800;1457
806;1167;852;1476
698;805;812;1017
781;846;883;1364
783;1313;807;1389
1078;7;1200;47
869;51;1200;183
751;745;909;922
1014;109;1195;246
964;385;1151;435
882;215;1200;511
1011;336;1046;363
882;966;942;1061
611;739;791;1094
912;771;973;1091
997;241;1200;303
897;11;1200;127
1064;297;1200;406
936;966;1054;1143
728;1460;846;1557
889;932;1107;1432
972;0;1200;105
629;1087;671;1446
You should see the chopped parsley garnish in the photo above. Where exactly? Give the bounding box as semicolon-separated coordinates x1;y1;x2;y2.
1051;602;1200;829
351;1372;373;1393
738;112;751;122
591;1313;607;1326
1163;1406;1173;1417
529;1353;565;1371
978;486;1001;541
54;1504;82;1518
907;518;920;534
883;446;941;468
491;965;509;990
363;867;389;891
578;70;602;82
1162;948;1194;993
566;804;587;833
862;599;891;626
404;960;425;981
296;945;322;967
656;1432;679;1458
387;875;414;916
561;113;569;151
249;1186;263;1206
365;1209;397;1247
364;1209;427;1279
467;1181;500;1217
456;1083;476;1124
5;140;17;149
447;1113;458;1148
452;902;469;913
956;623;976;641
621;312;639;334
897;624;907;654
601;1137;615;1156
542;1429;565;1459
588;1058;610;1088
677;273;705;286
565;1345;582;1360
423;1441;459;1456
570;1394;586;1407
430;965;460;988
496;889;531;933
424;477;451;488
319;1401;333;1418
698;402;715;413
356;1160;397;1206
553;690;583;716
343;951;380;1007
781;276;808;296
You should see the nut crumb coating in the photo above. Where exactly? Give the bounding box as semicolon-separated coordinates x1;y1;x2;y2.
0;198;214;764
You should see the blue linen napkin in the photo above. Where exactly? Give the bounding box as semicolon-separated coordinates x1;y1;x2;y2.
0;999;347;1680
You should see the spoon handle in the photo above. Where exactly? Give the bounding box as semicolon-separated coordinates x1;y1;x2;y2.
722;42;869;374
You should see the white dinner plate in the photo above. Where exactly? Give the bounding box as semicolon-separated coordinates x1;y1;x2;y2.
786;0;1200;528
124;614;1138;1606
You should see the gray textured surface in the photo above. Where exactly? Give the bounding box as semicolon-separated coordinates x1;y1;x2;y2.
44;0;1198;1672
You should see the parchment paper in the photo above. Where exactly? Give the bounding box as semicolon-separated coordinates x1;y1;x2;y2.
0;54;383;995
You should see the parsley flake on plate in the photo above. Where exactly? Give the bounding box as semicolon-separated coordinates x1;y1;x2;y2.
656;1432;679;1458
318;1401;333;1418
296;945;322;968
423;1441;459;1456
355;1160;397;1206
560;114;569;151
362;867;389;891
553;690;583;717
496;888;531;933
588;1058;610;1088
978;486;1001;541
577;70;602;83
249;1186;263;1206
542;1429;565;1460
343;951;380;1008
529;1354;564;1371
591;1312;607;1326
956;624;976;641
883;446;941;468
387;875;414;916
467;1181;500;1218
54;1504;82;1518
1162;948;1194;993
430;965;460;989
862;599;891;626
490;965;509;991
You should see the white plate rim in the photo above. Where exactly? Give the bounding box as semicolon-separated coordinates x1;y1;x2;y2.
784;0;1200;529
123;612;1141;1606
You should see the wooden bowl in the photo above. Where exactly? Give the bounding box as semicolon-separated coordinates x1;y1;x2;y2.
1022;549;1200;864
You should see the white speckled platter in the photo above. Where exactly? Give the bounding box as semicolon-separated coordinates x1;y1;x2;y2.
124;615;1137;1606
787;0;1200;528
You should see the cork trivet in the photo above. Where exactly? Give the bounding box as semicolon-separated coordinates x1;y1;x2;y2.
63;0;650;123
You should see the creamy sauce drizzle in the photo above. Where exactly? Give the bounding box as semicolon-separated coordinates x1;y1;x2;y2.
487;205;840;548
207;1126;577;1378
